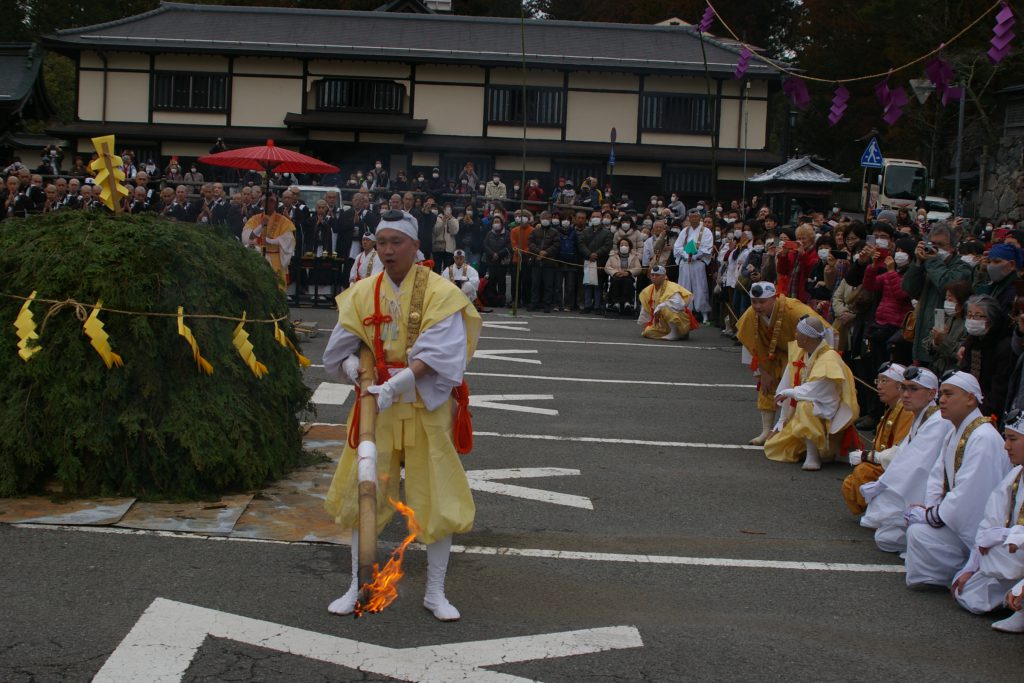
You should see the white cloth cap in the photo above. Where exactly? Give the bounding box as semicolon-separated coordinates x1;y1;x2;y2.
1005;411;1024;435
796;316;826;339
749;282;776;299
880;363;906;383
376;210;418;242
940;371;984;404
903;367;939;390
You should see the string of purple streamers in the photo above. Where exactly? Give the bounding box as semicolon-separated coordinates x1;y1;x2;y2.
828;86;850;126
783;77;811;110
989;2;1016;64
875;79;908;125
925;54;963;106
733;47;752;80
698;5;715;33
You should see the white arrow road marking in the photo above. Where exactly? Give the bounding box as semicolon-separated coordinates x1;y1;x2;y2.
469;394;558;416
310;382;353;405
473;349;542;365
94;598;642;682
466;467;593;510
482;321;530;331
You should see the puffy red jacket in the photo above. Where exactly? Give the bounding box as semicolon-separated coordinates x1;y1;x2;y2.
863;265;912;327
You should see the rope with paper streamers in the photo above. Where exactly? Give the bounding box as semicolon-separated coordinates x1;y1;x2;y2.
7;292;308;377
705;0;1009;85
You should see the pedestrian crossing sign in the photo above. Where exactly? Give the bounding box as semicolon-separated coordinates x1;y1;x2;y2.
860;138;884;168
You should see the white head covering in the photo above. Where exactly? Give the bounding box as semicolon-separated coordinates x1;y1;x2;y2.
879;363;906;383
376;209;417;242
1005;410;1024;435
360;231;376;242
903;366;939;390
940;371;984;404
749;282;776;299
454;249;466;257
650;265;667;276
796;315;826;339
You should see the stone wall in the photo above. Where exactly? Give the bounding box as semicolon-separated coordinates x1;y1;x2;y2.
978;133;1024;221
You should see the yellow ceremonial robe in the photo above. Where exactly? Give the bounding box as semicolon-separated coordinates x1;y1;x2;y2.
764;340;859;463
840;402;914;514
324;266;483;545
735;294;827;411
243;212;295;289
639;281;693;339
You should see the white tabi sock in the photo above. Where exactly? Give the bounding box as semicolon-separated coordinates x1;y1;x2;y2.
750;410;774;446
663;324;680;341
423;535;460;621
328;529;361;615
992;611;1024;633
802;439;822;471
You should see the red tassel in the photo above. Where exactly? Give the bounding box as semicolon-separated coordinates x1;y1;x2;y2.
686;309;700;332
840;425;863;455
452;380;473;455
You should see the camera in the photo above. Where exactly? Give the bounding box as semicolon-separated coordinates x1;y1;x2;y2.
923;241;936;254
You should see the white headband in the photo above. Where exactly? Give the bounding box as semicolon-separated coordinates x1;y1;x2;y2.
1005;411;1024;436
941;371;984;404
903;367;939;390
796;317;826;339
880;363;906;383
376;211;418;242
749;282;776;299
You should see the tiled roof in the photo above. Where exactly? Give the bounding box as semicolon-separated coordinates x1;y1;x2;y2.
0;43;44;105
45;1;778;78
748;156;849;184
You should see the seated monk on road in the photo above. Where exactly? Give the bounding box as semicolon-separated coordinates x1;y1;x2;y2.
636;265;694;341
765;315;859;471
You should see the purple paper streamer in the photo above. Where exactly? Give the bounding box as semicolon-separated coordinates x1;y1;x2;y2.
942;85;964;106
926;54;961;107
734;47;751;80
882;87;908;126
698;6;715;33
783;76;810;110
828;86;850;126
989;2;1016;64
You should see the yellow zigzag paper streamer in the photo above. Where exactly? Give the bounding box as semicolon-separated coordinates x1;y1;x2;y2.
274;321;311;368
14;290;41;361
83;301;123;369
177;306;213;375
233;312;268;378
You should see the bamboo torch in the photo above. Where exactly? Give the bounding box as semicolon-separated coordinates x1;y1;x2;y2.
356;345;379;602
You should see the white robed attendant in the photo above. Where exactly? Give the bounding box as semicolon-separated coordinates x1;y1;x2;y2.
672;212;713;315
442;250;480;301
349;233;383;284
860;367;952;553
904;372;1011;589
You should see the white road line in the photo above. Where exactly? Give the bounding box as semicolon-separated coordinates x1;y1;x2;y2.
480;335;735;351
13;524;904;574
310;382;353;405
473;430;763;450
482;321;531;331
470;394;559;416
453;545;906;573
466;468;593;510
473;349;542;364
466;371;753;389
94;597;643;682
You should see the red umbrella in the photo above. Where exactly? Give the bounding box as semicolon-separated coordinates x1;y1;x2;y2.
198;139;338;194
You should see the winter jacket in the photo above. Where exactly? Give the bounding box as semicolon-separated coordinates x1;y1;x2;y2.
581;225;613;264
959;318;1017;418
862;265;912;327
432;215;459;253
613;226;645;253
528;225;560;267
604;250;643;278
510;224;534;264
482;228;511;265
902;254;974;364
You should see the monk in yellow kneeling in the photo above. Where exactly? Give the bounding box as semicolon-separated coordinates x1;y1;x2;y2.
637;265;694;340
764;315;859;471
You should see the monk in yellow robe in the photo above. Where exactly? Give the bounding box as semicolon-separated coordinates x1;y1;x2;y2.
637;265;694;340
841;362;914;514
764;315;859;470
242;192;295;290
321;209;482;622
735;281;828;446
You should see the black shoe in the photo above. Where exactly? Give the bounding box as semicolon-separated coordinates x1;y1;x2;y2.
596;308;605;316
579;308;591;314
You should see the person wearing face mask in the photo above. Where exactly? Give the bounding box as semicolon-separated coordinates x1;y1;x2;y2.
805;233;837;308
527;211;561;313
484;173;507;202
976;243;1023;316
667;193;686;220
482;217;511;306
426;167;446;202
509;212;534;307
923;281;971;377
902;221;974;367
605;238;642;315
431;203;460;273
958;294;1016;418
580;211;614;314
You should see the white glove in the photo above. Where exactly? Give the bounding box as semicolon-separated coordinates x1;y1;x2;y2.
860;480;886;503
653;302;667;314
775;388;796;404
848;450;864;467
265;236;279;245
903;506;927;526
367;367;415;413
341;355;360;384
1005;526;1024;550
977;527;1010;551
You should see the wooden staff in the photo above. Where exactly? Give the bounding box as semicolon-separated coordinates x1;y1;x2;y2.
356;345;379;600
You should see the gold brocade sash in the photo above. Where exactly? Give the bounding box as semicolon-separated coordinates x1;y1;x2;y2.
944;415;993;493
1007;471;1024;527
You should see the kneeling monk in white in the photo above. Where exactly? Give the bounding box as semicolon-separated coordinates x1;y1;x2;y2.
951;409;1024;624
765;315;858;471
322;209;482;621
904;372;1009;590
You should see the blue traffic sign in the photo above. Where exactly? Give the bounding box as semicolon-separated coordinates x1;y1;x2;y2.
860;137;884;168
608;149;616;166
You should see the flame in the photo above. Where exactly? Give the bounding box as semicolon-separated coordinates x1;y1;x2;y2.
354;498;421;617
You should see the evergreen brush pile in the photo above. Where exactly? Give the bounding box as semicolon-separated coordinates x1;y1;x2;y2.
0;211;313;498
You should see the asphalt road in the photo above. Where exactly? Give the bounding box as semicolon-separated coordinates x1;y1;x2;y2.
3;304;1023;681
